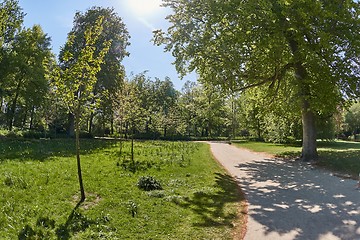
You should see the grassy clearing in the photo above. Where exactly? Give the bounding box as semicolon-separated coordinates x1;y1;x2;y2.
0;139;245;239
232;140;360;178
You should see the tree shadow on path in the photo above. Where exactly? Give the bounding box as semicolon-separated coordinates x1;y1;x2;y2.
236;158;360;240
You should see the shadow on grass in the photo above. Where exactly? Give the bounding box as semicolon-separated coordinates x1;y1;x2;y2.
18;199;108;239
0;138;116;162
317;140;360;150
55;201;95;240
17;201;93;240
18;216;56;239
317;150;360;178
178;172;245;227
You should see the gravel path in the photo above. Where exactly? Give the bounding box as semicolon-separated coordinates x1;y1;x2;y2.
208;142;360;240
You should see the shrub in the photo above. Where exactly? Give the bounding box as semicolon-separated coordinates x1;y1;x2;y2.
127;200;138;217
23;130;46;139
137;176;162;191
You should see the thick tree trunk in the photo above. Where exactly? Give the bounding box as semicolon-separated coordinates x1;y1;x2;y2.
301;99;318;161
75;111;86;202
272;1;318;161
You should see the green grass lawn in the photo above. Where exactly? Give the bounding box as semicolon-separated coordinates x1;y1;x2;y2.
0;139;245;239
232;140;302;156
232;140;360;178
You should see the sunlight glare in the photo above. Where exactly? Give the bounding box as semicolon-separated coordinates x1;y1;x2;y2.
127;0;162;17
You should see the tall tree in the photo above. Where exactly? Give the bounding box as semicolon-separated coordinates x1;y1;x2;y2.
345;102;360;140
178;81;198;137
4;25;52;130
153;77;178;137
155;0;360;161
53;16;111;202
59;6;130;135
0;0;24;125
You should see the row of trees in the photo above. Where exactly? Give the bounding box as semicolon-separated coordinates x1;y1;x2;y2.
0;1;130;138
115;75;360;143
1;0;360;158
0;0;50;131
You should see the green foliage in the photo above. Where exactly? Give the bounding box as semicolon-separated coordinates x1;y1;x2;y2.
0;0;24;45
156;0;360;160
344;102;360;136
53;14;112;201
316;115;337;140
59;7;130;135
55;16;111;116
22;130;47;139
137;176;163;191
1;24;53;131
127;200;138;217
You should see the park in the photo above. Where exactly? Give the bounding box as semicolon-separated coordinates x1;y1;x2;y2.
1;0;360;239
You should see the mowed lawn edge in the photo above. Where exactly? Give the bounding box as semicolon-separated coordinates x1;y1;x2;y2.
232;140;360;179
0;139;246;239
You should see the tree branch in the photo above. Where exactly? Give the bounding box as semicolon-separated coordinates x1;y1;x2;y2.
233;62;294;92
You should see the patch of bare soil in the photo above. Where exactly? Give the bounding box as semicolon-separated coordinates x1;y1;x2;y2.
72;192;101;210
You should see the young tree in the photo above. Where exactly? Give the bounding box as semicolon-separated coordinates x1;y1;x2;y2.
155;0;360;161
114;74;149;167
59;6;130;135
53;16;111;202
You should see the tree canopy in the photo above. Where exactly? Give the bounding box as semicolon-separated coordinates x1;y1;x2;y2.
59;6;131;135
154;0;360;161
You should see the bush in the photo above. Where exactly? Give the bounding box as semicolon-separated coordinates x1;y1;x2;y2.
137;176;162;191
23;130;47;139
6;131;22;139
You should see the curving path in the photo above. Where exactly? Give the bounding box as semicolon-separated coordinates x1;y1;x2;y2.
208;142;360;240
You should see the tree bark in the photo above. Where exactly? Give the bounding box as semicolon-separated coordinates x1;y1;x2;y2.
272;1;319;161
301;99;318;161
8;80;22;131
75;110;86;202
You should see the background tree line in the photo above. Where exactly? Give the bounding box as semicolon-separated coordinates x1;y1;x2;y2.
0;0;359;144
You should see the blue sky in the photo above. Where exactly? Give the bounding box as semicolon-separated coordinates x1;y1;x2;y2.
17;0;196;90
